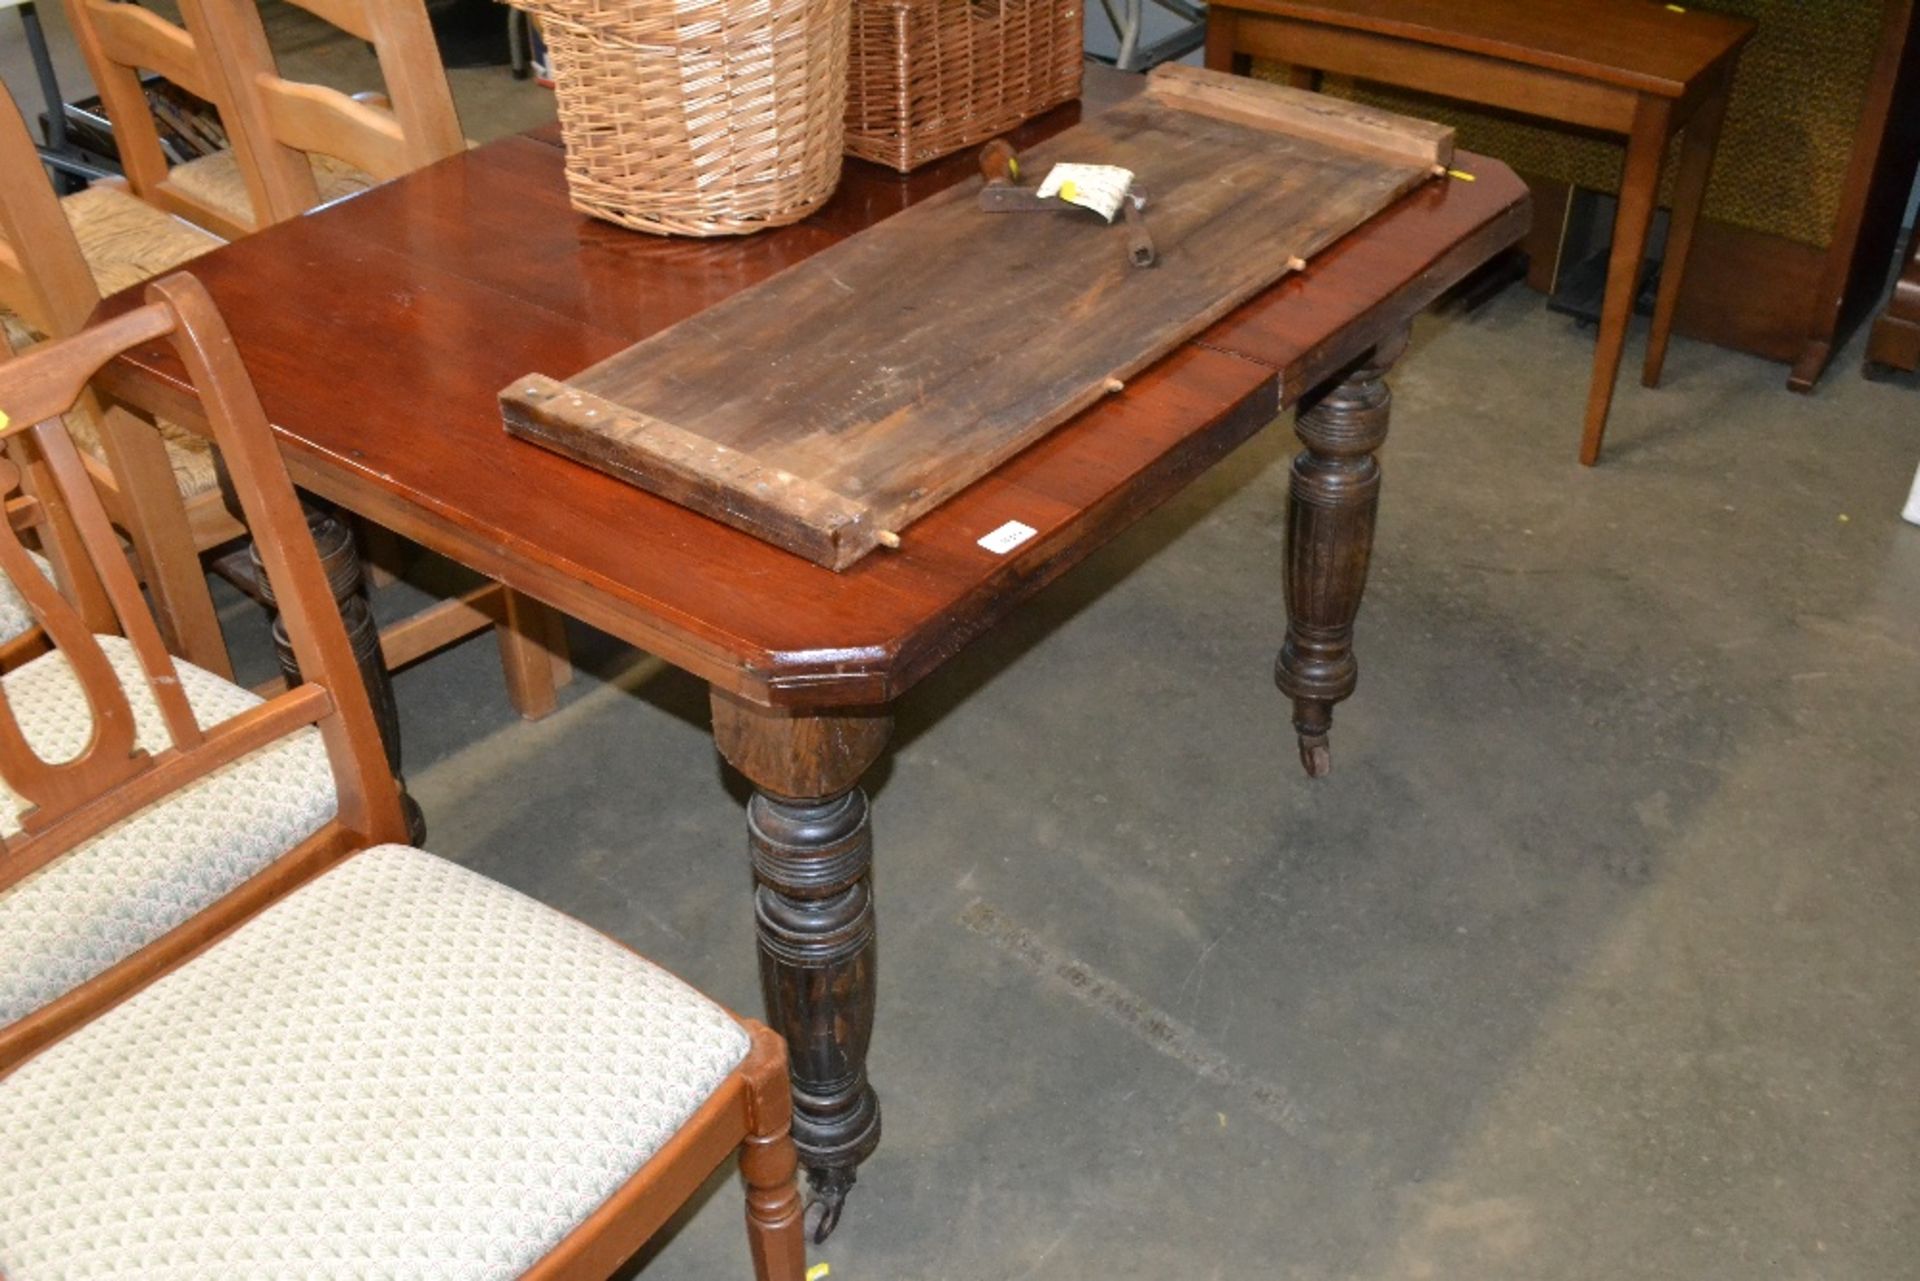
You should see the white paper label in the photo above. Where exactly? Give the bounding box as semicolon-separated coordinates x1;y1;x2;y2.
1035;163;1136;223
977;520;1038;554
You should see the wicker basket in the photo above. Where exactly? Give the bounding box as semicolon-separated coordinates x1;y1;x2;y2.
845;0;1083;172
520;0;852;236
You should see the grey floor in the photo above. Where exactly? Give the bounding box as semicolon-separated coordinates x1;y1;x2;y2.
7;9;1920;1279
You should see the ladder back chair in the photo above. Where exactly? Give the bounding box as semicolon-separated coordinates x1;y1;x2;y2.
189;0;572;717
0;279;807;1281
59;0;263;239
183;0;575;717
102;0;569;716
63;0;463;235
1;86;568;719
59;0;362;237
0;85;232;674
189;0;465;224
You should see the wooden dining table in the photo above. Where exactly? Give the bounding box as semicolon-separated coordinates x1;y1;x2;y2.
94;66;1528;1234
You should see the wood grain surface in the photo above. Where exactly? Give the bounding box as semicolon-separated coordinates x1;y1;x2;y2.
93;70;1528;707
1214;0;1753;97
503;66;1449;569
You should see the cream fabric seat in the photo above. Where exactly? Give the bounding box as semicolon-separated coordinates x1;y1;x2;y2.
0;844;752;1280
0;549;52;643
0;634;337;1025
167;148;374;228
0;185;223;499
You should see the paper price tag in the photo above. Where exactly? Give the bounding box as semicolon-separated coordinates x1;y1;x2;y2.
1036;163;1136;223
977;520;1038;554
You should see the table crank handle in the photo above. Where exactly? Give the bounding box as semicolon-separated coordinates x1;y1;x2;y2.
979;137;1020;186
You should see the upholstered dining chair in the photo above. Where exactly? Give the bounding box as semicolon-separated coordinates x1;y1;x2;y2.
0;85;570;718
0;276;808;1281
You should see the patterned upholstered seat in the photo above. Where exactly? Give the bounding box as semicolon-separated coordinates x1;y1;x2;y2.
165;148;374;229
0;845;751;1280
0;634;337;1026
0;185;223;499
0;550;52;644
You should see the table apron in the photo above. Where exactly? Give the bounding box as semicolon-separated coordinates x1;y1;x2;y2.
101;358;1289;713
1227;15;1643;133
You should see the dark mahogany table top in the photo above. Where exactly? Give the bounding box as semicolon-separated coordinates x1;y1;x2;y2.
99;67;1528;709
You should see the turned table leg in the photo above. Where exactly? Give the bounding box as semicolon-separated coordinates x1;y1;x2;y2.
252;501;426;842
1275;327;1407;778
711;690;891;1242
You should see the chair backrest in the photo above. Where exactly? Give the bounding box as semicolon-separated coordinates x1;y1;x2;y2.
1;85;151;648
0;273;405;888
0;88;100;341
59;0;267;238
184;0;465;223
1;89;236;679
61;0;463;232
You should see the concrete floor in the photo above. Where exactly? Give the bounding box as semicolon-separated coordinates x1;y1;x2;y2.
393;256;1920;1281
393;289;1920;1281
7;10;1920;1278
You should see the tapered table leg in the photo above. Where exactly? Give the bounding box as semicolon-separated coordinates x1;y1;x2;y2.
711;690;891;1242
251;500;426;842
1579;94;1672;465
1642;70;1732;389
1275;327;1407;778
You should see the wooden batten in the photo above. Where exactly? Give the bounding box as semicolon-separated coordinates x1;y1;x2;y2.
1145;63;1454;169
255;76;412;181
82;0;216;101
503;376;881;570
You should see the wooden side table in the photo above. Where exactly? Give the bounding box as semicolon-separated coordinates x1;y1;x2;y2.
1205;0;1754;464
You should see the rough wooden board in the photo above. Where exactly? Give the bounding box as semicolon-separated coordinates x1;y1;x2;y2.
1146;63;1454;169
503;69;1449;570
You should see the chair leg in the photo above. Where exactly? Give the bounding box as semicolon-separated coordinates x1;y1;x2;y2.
356;517;408;588
743;1129;807;1280
740;1024;807;1281
494;589;569;720
541;596;573;688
